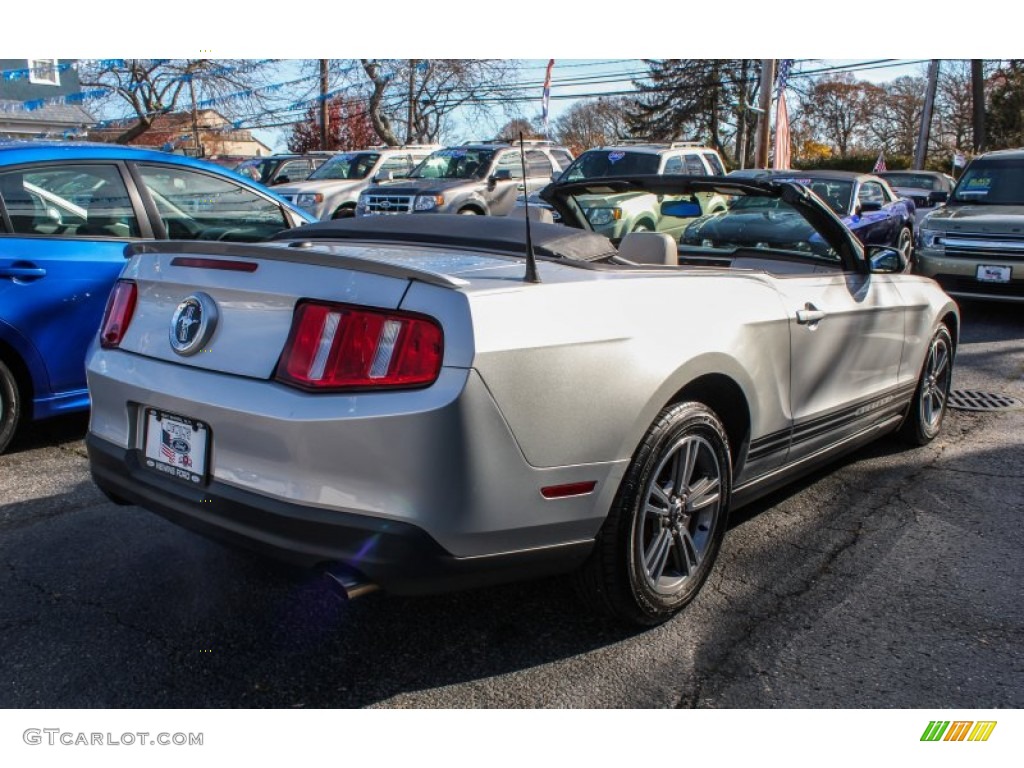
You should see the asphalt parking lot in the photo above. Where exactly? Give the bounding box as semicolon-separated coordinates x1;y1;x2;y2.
1;299;1021;709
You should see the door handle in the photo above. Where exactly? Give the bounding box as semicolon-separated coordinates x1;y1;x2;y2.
0;263;47;280
796;303;826;325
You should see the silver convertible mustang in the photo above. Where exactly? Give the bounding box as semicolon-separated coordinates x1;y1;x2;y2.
86;174;958;625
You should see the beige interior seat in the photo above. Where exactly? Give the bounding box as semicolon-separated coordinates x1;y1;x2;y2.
618;231;679;265
507;206;554;224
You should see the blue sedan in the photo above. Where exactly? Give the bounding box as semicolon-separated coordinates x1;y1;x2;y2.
0;141;314;453
724;169;917;265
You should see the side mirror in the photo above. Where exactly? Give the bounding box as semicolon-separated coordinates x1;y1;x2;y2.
859;200;882;212
492;169;513;182
273;175;289;185
868;245;905;274
374;170;395;182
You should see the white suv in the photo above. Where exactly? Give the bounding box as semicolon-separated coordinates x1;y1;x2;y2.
553;143;730;239
275;146;438;220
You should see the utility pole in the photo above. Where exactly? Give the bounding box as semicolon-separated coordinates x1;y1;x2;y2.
319;59;329;151
972;59;986;153
188;77;202;157
754;59;776;169
407;59;416;145
913;60;940;170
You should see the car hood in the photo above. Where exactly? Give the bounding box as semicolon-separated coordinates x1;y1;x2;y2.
921;204;1024;233
684;209;818;243
274;178;365;195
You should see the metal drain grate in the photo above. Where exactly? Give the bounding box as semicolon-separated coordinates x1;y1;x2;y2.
948;390;1024;411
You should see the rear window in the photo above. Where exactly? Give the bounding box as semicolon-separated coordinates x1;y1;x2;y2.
562;150;660;180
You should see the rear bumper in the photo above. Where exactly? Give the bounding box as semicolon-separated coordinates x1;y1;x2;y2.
88;433;592;594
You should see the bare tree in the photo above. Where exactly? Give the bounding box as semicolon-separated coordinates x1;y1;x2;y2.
553;97;632;155
79;59;280;144
867;76;924;156
336;59;521;146
797;73;878;157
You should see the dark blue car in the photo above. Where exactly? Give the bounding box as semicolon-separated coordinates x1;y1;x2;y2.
0;141;314;452
718;169;917;263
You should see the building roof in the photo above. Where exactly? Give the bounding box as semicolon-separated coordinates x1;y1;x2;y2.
0;99;94;129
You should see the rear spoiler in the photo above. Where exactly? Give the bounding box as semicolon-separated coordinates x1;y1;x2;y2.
124;240;467;289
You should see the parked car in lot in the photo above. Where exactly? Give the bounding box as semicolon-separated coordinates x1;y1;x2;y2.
0;141;313;453
877;170;955;209
916;149;1024;302
728;169;916;267
516;142;730;239
85;171;957;625
234;152;333;186
274;145;437;220
355;140;573;217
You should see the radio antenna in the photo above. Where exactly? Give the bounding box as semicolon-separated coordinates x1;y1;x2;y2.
519;132;540;283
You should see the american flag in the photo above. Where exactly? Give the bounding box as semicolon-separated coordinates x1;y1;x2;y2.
542;59;555;137
873;150;887;173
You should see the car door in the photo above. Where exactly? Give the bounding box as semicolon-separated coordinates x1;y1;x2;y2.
772;249;907;464
0;162;148;400
486;151;528;215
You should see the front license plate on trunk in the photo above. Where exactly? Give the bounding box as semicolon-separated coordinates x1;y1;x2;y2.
977;265;1012;283
143;409;209;484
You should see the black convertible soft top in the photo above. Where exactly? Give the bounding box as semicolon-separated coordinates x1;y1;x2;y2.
271;213;618;262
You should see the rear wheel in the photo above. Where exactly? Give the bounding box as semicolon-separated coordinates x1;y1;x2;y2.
0;359;22;454
575;401;731;625
899;324;953;445
896;226;913;269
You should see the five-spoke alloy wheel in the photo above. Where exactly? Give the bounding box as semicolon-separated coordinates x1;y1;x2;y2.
575;401;731;625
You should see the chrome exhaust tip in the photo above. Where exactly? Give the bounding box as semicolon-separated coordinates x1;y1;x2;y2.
323;567;379;600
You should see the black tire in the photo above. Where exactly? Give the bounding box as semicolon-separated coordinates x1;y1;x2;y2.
896;226;914;270
631;221;653;233
330;205;356;220
899;324;953;446
0;359;22;455
574;401;732;625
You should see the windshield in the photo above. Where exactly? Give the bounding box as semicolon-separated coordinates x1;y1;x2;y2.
951;160;1024;204
561;150;660;181
774;178;853;216
308;152;380;181
410;149;495;180
882;173;939;190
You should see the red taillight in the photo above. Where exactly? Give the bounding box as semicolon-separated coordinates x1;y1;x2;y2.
99;279;137;349
275;301;444;391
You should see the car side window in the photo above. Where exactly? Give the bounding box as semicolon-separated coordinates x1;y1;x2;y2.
858;181;885;207
526;150;552;178
683;154;706;175
135;164;288;242
702;152;726;176
495;152;524;180
550;150;573;173
663;155;684;174
0;164;140;239
276;160;312;183
380;154;414;176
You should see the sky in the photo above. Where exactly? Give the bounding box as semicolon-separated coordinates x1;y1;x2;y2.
248;58;936;153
